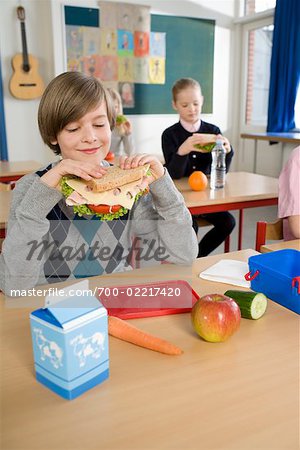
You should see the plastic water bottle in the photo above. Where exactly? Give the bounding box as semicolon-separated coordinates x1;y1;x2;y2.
210;139;226;189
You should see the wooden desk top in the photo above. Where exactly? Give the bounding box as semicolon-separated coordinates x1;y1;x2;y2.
261;239;300;253
0;190;12;226
1;250;299;449
174;171;278;209
0;160;42;178
241;132;300;144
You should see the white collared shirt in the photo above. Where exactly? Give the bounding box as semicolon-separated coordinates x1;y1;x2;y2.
180;118;201;133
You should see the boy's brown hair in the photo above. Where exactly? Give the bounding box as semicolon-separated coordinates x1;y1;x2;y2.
38;72;116;155
172;78;202;102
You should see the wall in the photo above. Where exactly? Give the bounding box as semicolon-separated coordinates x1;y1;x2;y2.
0;0;236;167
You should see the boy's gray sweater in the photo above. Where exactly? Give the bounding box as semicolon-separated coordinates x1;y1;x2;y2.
0;168;198;296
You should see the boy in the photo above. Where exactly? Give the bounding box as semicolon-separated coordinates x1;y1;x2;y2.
0;72;198;296
162;78;235;257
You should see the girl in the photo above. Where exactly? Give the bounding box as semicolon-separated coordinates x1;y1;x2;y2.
107;88;134;157
162;77;235;257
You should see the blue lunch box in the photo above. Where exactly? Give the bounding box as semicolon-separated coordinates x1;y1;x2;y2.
246;249;300;315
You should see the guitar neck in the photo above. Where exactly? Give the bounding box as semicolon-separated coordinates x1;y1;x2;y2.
20;21;30;72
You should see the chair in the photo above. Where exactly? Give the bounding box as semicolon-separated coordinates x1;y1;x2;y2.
196;218;230;253
255;219;283;252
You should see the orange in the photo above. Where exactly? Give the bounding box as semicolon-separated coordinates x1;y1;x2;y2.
188;171;208;191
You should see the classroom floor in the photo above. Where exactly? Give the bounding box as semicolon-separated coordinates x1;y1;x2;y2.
197;205;278;255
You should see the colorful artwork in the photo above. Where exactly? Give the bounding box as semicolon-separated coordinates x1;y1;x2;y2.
99;1;117;29
149;57;165;84
82;55;102;78
117;30;134;56
83;27;101;56
99;56;118;81
66;25;83;60
134;57;149;84
134;31;149;57
133;5;151;32
117;4;134;31
119;82;135;108
100;29;117;55
118;56;134;82
65;3;166;89
150;32;166;58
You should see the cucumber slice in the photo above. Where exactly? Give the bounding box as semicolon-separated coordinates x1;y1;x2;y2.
224;290;267;320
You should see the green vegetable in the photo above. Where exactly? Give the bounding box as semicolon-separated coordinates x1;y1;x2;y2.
116;114;127;125
194;143;215;152
224;290;267;320
60;177;148;221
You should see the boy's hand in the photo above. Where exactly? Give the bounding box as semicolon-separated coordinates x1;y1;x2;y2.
40;159;107;189
118;154;164;185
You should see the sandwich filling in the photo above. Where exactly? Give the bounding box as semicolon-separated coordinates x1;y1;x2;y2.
60;165;150;221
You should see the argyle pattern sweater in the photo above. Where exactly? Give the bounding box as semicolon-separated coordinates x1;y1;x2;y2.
0;163;198;296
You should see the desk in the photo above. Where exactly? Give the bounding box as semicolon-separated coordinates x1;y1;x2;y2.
240;132;300;173
261;239;300;253
174;171;278;251
0;160;42;182
1;250;298;449
0;190;12;238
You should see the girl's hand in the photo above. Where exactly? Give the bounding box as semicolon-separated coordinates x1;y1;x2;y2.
177;133;216;155
118;120;132;136
118;154;164;185
40;159;107;189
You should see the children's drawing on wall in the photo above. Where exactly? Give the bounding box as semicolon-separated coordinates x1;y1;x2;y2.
67;58;82;72
134;57;149;84
134;31;149;57
150;32;166;58
133;5;151;32
117;30;133;56
99;56;118;81
118;56;134;82
149;57;165;84
82;55;101;78
99;1;117;29
83;27;101;56
100;29;117;55
119;82;134;108
117;4;134;31
66;25;83;60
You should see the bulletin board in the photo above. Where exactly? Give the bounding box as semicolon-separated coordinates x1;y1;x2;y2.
64;6;215;115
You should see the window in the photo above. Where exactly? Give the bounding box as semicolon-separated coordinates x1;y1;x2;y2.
245;24;273;126
244;0;276;15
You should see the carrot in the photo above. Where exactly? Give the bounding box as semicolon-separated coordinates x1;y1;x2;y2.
108;316;183;356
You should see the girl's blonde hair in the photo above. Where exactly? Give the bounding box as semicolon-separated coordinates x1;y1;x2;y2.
107;88;123;115
172;78;202;102
38;72;116;155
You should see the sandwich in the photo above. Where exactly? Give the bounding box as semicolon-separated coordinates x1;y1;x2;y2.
60;164;151;221
193;143;215;152
116;114;128;126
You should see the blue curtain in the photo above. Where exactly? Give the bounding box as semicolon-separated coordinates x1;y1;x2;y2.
267;0;300;132
0;54;8;160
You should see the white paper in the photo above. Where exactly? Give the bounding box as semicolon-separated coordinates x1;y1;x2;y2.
199;259;250;288
44;279;90;308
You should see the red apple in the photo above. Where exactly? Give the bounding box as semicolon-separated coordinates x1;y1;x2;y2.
191;294;241;343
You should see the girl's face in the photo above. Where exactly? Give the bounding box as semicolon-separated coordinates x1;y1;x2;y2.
52;103;111;164
172;87;203;123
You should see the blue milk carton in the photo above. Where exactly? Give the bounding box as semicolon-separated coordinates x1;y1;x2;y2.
30;281;109;400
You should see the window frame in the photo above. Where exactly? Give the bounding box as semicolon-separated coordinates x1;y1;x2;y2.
239;13;274;133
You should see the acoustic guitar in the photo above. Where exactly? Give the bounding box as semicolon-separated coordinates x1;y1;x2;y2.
9;6;44;100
